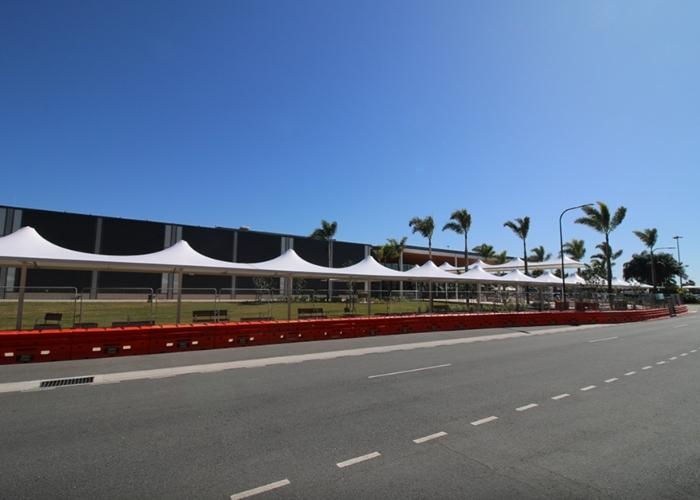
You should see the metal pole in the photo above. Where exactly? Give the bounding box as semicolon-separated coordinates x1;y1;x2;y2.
287;275;292;320
559;203;594;309
175;270;183;324
15;265;27;330
674;236;683;288
366;281;372;316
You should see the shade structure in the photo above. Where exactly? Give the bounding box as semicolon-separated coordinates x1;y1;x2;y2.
335;255;407;281
467;259;489;270
459;265;506;284
499;269;539;285
0;226;257;275
533;270;563;285
528;255;584;271
481;257;526;272
564;273;587;285
403;260;461;282
251;248;339;278
611;277;631;288
438;261;459;273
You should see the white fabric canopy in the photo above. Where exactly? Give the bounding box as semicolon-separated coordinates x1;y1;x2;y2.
499;269;538;284
611;277;631;288
533;270;562;284
335;255;407;280
459;265;506;283
438;261;459;272
0;226;257;275
528;256;583;271
481;257;526;272
564;273;587;285
403;260;461;281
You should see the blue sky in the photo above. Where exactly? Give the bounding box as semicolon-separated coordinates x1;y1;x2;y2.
1;1;698;280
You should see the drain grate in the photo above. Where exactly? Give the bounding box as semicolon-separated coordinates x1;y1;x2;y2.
39;376;95;388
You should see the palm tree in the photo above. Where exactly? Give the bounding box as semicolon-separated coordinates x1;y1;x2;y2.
385;237;408;270
495;250;508;264
591;242;623;273
311;219;338;299
442;209;472;270
561;239;586;261
633;228;658;288
503;217;531;275
409;216;435;260
575;202;627;294
472;243;496;261
528;245;551;262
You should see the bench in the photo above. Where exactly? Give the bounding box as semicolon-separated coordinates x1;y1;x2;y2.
297;307;326;319
34;312;63;330
240;316;274;322
432;304;451;314
111;320;156;327
192;309;229;323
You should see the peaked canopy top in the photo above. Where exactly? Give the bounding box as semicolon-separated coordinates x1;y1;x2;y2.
533;270;563;284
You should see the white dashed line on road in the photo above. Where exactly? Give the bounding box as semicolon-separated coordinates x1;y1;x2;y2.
368;364;452;379
605;378;618;383
624;371;636;376
230;479;290;500
656;361;666;365
552;393;570;400
691;350;697;353
669;357;678;360
336;452;381;468
681;353;688;356
642;366;652;370
471;416;498;426
413;432;447;444
588;336;619;343
516;403;538;412
580;385;596;391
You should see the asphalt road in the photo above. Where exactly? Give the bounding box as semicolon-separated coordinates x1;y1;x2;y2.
1;307;698;499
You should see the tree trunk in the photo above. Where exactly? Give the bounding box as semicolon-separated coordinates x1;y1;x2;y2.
606;233;613;295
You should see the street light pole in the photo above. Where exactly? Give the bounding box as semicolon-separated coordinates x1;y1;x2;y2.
559;203;594;308
673;235;684;288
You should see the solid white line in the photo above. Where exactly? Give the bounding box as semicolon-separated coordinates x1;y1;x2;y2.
642;366;652;370
588;336;619;343
471;416;498;426
669;357;678;361
580;385;596;391
368;364;451;379
624;371;636;376
230;479;290;500
516;403;538;412
656;361;666;365
552;393;570;400
605;378;618;383
413;431;447;444
336;452;381;468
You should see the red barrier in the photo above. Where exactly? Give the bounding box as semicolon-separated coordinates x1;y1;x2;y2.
0;306;687;364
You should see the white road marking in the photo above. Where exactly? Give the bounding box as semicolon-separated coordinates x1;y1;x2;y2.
580;385;596;391
368;364;451;379
552;393;570;400
0;324;610;394
471;416;498;426
336;452;381;468
624;371;636;376
669;357;678;361
692;350;698;353
230;479;290;500
588;336;619;343
605;378;618;383
642;366;652;370
516;403;538;412
680;353;688;356
656;361;666;365
413;431;447;444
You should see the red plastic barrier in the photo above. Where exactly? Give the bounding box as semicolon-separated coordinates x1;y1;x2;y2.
0;330;72;365
70;328;150;359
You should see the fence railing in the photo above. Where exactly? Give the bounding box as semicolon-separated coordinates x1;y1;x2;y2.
0;284;678;331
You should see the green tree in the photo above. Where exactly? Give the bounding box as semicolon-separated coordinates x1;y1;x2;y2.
623;251;685;290
575;202;627;294
633;228;659;288
409;216;435;260
503;217;531;275
311;219;338;299
385;237;408;270
472;243;496;260
528;245;551;262
561;239;586;261
494;250;508;264
442;209;472;270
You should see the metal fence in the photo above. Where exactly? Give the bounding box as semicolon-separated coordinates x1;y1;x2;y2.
0;284;679;331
